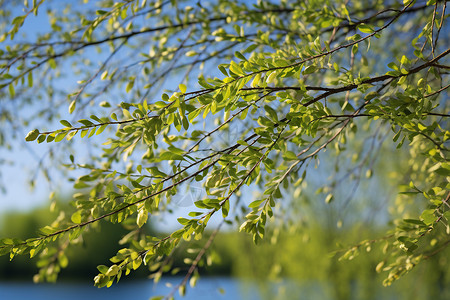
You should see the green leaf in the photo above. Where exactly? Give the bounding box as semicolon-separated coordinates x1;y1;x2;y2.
179;83;187;94
105;265;119;276
60;120;72;127
243;44;258;53
126;77;135;93
132;256;142;270
69;100;76;114
179;285;186;297
100;70;108;80
218;65;228;76
357;24;375;33
177;217;190;225
159;151;183;161
185;50;197;57
123;109;133;119
182;116;189;130
248;199;264;208
251;73;261;87
434;163;450;176
28;71;33;87
8;83;15;97
206;174;220;188
222;199;230;217
55;131;69;142
188;108;201;121
283;151;297;160
97;265;109;274
352;44;358;55
264;105;278;121
420;209;436;225
303;65;317;75
71;210;82;224
78;119;94;126
234;51;246;61
266;71;277;83
229;61;244;76
137;209;148;228
25;129;40;142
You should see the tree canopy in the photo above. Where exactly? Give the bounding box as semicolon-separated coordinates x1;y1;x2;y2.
0;0;449;298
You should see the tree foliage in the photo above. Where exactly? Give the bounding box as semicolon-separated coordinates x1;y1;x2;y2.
0;0;449;298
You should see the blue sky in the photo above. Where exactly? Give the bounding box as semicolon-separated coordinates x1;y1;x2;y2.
1;2;60;212
0;0;398;235
0;1;238;233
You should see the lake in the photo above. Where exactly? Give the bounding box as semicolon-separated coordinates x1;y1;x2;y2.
0;277;265;300
0;276;403;299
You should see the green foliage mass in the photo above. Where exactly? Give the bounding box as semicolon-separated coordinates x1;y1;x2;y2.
213;226;450;300
0;0;449;298
0;202;148;281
